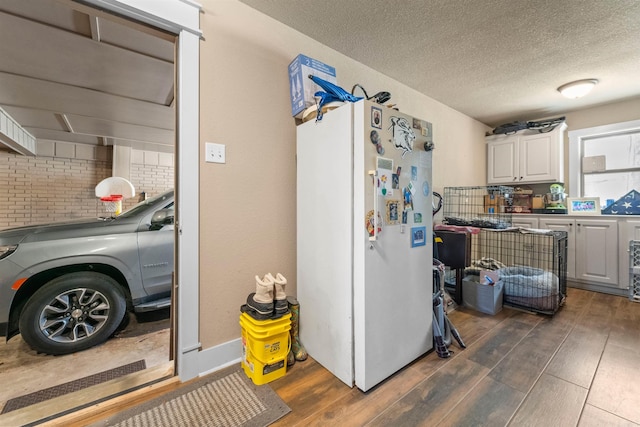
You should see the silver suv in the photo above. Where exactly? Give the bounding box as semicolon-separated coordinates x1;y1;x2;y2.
0;190;174;355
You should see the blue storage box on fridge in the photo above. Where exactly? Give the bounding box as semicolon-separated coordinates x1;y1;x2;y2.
288;54;336;118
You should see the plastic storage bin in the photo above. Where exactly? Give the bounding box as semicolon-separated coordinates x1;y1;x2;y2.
462;275;504;315
239;312;291;385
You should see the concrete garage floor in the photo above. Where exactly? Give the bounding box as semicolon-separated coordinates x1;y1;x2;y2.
0;309;171;413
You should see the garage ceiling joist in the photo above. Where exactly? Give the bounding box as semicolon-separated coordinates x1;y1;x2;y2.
0;0;176;154
0;107;36;156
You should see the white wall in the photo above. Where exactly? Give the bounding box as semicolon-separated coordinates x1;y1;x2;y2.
564;98;640;131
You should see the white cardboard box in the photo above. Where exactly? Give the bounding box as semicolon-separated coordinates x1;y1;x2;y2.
288;54;337;118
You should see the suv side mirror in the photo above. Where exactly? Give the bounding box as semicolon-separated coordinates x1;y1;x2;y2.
150;208;174;230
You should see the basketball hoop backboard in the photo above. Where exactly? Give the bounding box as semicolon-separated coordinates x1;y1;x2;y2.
95;177;135;199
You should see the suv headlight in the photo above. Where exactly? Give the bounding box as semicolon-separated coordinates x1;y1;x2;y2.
0;245;17;260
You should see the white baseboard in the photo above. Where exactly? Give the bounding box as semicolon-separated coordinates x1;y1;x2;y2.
197;338;242;377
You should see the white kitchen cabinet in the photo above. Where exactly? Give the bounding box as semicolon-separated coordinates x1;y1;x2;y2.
487;123;566;185
539;217;618;287
538;217;576;279
487;138;517;183
617;219;640;291
575;219;618;287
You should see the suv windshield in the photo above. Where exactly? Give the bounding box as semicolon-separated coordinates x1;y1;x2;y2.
117;191;174;219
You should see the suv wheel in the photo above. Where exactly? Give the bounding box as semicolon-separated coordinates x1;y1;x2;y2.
19;272;127;355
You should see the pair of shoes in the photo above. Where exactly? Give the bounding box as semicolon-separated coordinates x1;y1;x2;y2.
246;273;288;317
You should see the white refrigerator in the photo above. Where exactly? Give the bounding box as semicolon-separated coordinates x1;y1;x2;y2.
297;99;434;392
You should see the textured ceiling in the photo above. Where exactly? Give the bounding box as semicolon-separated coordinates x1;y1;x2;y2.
240;0;640;127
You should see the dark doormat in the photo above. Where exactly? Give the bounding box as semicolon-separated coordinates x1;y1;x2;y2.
90;365;291;427
2;359;146;414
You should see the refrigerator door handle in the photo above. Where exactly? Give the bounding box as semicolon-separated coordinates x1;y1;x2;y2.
368;170;378;242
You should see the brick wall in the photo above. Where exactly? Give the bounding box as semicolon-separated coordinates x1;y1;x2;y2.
124;162;174;210
0;147;174;230
0;150;112;230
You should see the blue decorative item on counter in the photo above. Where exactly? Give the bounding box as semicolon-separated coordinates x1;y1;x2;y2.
602;190;640;215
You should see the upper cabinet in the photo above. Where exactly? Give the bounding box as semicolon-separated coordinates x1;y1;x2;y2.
487;123;567;185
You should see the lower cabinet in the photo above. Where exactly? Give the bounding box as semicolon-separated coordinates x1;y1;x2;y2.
618;220;640;292
575;219;618;287
538;217;618;287
538;218;576;280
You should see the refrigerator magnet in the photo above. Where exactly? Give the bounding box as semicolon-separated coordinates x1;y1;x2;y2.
377;157;393;196
414;212;422;223
424;122;433;137
410;226;426;247
377;156;393;171
386;200;400;225
391;174;399;189
408;181;416;195
366;210;382;236
424;140;434;151
422;181;430;196
388;116;415;157
371;106;382;129
402;211;408;224
379;174;388;196
370;130;380;144
403;188;413;211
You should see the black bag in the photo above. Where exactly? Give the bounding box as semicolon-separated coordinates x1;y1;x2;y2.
492;116;565;135
492;121;528;135
527;116;565;133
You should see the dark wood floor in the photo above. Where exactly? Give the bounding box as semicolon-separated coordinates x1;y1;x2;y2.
28;287;640;427
270;287;640;426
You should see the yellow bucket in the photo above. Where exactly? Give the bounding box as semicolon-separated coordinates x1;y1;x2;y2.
240;312;291;385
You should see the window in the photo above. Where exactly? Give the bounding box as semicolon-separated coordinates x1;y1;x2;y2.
569;120;640;208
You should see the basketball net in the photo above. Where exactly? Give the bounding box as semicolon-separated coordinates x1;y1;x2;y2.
100;195;123;215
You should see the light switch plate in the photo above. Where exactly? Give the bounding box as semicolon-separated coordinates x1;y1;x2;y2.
205;142;225;164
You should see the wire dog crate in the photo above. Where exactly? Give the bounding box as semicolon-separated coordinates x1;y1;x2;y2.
466;228;568;314
629;241;640;302
443;186;513;229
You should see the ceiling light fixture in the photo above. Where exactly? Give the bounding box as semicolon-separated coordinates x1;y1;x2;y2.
557;79;598;99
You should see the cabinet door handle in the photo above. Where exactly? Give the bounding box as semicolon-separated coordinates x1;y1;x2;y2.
519;176;523;181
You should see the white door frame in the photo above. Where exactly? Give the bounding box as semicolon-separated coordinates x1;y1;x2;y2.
79;0;202;381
